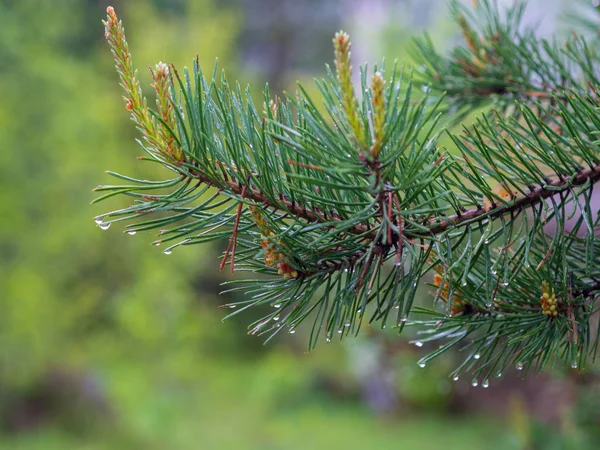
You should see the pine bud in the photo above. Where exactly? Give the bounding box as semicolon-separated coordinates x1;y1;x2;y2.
540;281;558;317
370;71;385;158
151;62;182;160
483;182;519;211
333;31;365;150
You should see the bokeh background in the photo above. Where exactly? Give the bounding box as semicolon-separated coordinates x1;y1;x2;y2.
1;0;599;449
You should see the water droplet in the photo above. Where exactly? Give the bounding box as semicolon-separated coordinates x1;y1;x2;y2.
99;222;111;230
571;360;578;369
394;305;400;309
482;379;489;388
452;374;460;381
471;379;478;387
484;239;489;244
500;281;509;287
94;217;104;224
461;281;467;287
344;323;350;327
516;362;524;371
420;85;430;93
400;318;408;323
418;360;426;368
163;250;172;255
414;341;423;348
289;329;296;334
326;338;331;343
273;316;280;321
357;308;362;314
127;230;136;235
473;353;481;360
154;242;161;246
228;305;237;309
273;303;281;308
413;282;418;288
491;270;497;275
337;330;342;334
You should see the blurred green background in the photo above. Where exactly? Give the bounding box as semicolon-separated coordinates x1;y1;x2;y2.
1;0;598;448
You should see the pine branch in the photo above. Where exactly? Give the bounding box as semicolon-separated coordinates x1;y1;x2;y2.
412;0;600;122
95;4;600;380
422;162;600;237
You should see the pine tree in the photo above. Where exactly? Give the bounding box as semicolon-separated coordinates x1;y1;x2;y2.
95;1;600;382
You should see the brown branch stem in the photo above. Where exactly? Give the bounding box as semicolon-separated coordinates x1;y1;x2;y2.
191;162;600;251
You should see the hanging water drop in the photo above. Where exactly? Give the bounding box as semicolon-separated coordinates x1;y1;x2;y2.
163;249;172;255
127;230;136;235
94;217;104;225
474;353;481;360
289;329;296;334
99;222;111;230
418;360;426;368
344;323;350;327
461;281;467;287
496;372;502;378
337;330;342;334
471;379;478;387
273;316;280;321
273;303;282;308
482;379;489;389
452;374;459;381
500;281;509;287
414;341;423;348
571;360;578;369
516;362;524;371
